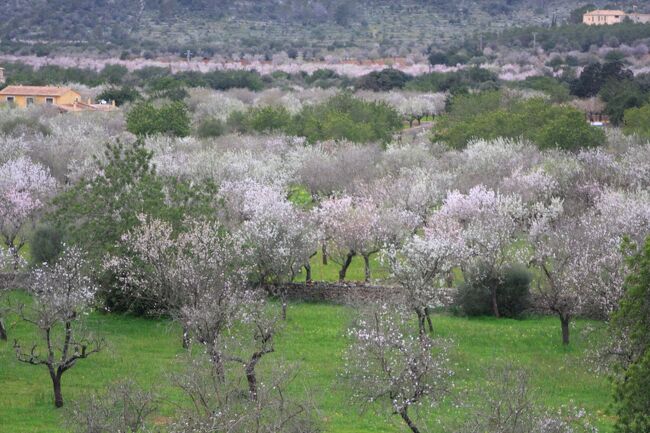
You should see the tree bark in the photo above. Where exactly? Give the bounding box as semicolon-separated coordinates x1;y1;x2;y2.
424;307;434;333
182;326;190;349
51;371;64;408
491;286;500;318
305;263;312;284
363;254;371;282
322;243;328;265
416;309;426;336
0;318;7;341
399;407;420;433
560;314;570;345
338;251;355;282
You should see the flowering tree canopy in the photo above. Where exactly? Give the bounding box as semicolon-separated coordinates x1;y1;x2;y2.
0;157;56;263
13;246;102;408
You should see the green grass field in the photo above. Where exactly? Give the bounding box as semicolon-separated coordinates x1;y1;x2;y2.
0;292;614;433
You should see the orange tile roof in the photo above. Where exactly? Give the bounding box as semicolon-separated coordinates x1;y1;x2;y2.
0;85;77;97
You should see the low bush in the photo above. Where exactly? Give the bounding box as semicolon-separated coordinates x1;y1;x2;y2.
126;101;190;137
0;117;51;137
455;266;532;318
195;117;225;138
30;226;63;266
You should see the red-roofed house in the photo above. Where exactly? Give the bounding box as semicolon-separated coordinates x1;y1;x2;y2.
0;85;81;108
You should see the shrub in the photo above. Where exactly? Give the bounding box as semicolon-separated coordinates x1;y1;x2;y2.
406;67;498;93
247;106;292;133
0;117;51;137
30;225;63;266
126;101;190;137
455;266;531;318
355;68;412;91
96;86;141;106
195;117;225;138
623;104;650;138
290;93;401;144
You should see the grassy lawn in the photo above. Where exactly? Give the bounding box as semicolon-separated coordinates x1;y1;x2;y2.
0;292;613;433
294;250;390;283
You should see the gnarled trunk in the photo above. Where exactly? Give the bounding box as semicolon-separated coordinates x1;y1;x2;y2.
363;254;371;282
424;307;434;333
50;370;64;408
399;407;420;433
415;308;426;336
560;313;571;345
305;263;312;284
338;251;355;282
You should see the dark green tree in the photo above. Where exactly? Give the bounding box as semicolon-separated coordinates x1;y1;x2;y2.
610;238;650;433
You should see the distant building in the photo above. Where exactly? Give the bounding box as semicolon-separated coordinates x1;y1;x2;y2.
583;10;627;25
628;12;650;24
0;85;81;108
0;85;116;112
583;9;650;25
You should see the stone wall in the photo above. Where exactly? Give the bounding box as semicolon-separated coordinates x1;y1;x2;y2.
280;282;406;305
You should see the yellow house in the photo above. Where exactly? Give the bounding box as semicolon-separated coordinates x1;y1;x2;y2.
0;85;81;108
583;9;627;25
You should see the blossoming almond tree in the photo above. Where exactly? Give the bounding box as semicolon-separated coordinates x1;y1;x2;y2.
108;215;248;349
317;195;416;282
343;303;453;433
435;185;527;317
0;157;57;267
385;222;467;335
13;247;102;408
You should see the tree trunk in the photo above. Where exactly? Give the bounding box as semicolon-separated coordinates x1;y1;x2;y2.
305;263;312;284
245;358;260;401
491;286;500;318
322;243;328;265
338;251;354;282
399;407;420;433
182;326;190;349
51;372;64;408
560;314;570;345
416;309;426;336
363;254;371;283
0;318;7;341
424;307;434;333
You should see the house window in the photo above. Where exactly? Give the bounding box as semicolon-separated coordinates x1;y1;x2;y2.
45;97;54;104
26;97;34;106
6;96;14;104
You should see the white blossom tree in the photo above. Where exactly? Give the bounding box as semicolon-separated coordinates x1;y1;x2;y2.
317;195;416;282
385;222;467;335
343;303;453;433
0;157;57;266
13;246;102;408
435;185;527;317
107;215;247;349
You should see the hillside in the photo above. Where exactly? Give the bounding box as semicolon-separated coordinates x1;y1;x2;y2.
0;0;605;58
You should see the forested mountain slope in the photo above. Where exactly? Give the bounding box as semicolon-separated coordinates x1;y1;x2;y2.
0;0;615;57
